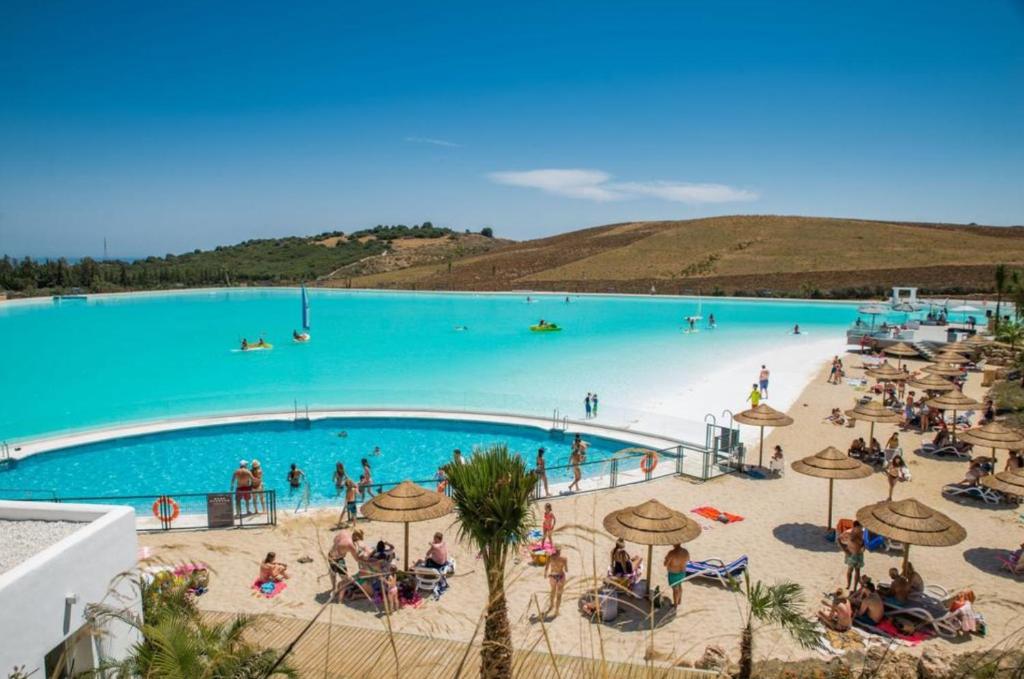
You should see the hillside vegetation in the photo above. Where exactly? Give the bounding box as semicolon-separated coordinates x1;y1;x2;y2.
344;215;1024;297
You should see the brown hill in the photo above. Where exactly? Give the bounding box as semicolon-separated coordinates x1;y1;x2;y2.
332;215;1024;298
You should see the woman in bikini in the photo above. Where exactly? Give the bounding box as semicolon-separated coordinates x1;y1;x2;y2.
542;503;556;547
333;462;347;496
567;448;582;492
384;563;400;613
359;458;375;499
535;447;549;496
543;547;568;618
251;459;265;513
259;552;290;582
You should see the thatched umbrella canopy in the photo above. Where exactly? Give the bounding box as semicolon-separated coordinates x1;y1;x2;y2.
845;400;900;445
965;334;991;347
734;404;794;468
603;499;701;591
856;498;967;574
932;351;970;366
923;363;965;378
979;468;1024;499
907;373;956;393
866;362;908;382
883;343;919;369
926;390;981;444
957;422;1024;467
791;447;873;530
943;340;976;355
360;480;453;570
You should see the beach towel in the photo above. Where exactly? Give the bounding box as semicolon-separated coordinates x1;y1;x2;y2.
252;580;287;598
692;506;744;524
876;618;932;645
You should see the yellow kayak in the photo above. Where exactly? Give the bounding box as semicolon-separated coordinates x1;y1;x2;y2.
530;324;562;332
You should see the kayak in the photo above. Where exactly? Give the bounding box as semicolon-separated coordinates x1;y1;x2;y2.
530;325;562;332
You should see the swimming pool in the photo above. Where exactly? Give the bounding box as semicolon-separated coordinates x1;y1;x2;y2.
0;417;656;507
0;289;858;443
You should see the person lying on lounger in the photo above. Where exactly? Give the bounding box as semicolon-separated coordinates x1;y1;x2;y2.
878;567;911;603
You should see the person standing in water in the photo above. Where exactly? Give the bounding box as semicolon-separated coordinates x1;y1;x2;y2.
287;463;305;491
535;447;549;496
333;462;347;496
708;313;716;329
359;458;375;499
231;460;254;517
759;365;770;399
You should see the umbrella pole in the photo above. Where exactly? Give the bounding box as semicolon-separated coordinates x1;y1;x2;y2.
951;409;957;444
404;522;410;571
826;478;834;532
758;427;765;468
869;421;875;445
992;446;998;469
901;545;911;577
646;544;654;596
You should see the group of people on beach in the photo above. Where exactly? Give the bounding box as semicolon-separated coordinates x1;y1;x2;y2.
584;392;600;418
746;364;771;405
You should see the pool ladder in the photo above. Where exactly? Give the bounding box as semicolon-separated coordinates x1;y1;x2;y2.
293;402;312;429
0;442;13;471
550;409;569;433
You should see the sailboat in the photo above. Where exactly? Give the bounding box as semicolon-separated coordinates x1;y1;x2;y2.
293;286;311;342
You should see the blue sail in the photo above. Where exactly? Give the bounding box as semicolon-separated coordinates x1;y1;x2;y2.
301;286;310;331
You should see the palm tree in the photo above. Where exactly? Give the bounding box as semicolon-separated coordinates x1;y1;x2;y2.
1012;270;1024;323
998;323;1024;349
995;263;1008;332
88;570;295;678
444;445;536;679
731;572;821;679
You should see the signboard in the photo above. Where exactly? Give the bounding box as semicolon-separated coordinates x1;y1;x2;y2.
206;493;235;529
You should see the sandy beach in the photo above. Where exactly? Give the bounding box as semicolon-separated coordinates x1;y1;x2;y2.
139;348;1024;668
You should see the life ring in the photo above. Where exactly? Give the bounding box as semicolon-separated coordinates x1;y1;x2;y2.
152;496;180;523
640;451;659;474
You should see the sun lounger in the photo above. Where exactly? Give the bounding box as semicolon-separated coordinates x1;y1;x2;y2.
684;555;748;587
880;598;962;638
943;483;1005;505
919;443;971;460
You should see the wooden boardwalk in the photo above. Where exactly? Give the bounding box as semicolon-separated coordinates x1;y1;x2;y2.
204;611;720;679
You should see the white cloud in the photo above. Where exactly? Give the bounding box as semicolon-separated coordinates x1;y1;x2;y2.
488;168;758;204
613;181;758;203
487;169;626;202
405;136;461;148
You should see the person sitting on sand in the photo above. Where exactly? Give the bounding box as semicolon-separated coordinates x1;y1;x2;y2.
259;552;290;582
854;580;885;625
418;532;448;570
818;588;853;632
543;546;568;618
769;445;785;476
663;544;690;607
825;408;845;425
879;567;911;603
948;590;979;635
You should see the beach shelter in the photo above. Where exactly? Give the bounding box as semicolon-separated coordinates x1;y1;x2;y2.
360;480;453;570
956;422;1024;468
931;351;970;366
734;404;794;468
865;362;908;400
965;334;991;348
926;390;980;443
943;340;975;355
922;362;965;378
602;499;700;592
791;447;872;531
883;342;919;368
906;373;955;393
844;400;900;445
857;304;888;331
856;498;966;574
980;468;1024;499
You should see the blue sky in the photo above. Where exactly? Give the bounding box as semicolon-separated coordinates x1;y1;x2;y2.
1;1;1022;258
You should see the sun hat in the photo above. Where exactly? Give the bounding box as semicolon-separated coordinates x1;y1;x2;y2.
240;459;248;467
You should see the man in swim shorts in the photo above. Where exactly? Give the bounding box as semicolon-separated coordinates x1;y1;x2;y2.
344;478;359;526
839;520;865;590
759;365;770;399
664;543;690;607
231;460;254;517
328;528;363;601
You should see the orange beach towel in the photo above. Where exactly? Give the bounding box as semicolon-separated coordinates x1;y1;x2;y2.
692;506;744;524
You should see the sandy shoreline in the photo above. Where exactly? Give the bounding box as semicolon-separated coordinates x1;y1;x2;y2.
139;343;1024;669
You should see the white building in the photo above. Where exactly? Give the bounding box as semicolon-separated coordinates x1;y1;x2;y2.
0;501;141;677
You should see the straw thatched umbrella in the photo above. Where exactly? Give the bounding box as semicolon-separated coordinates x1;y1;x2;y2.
856;498;966;574
791;447;873;531
866;363;908;402
965;334;991;348
603;499;700;592
956;422;1024;467
883;342;919;369
906;373;955;393
734;404;794;468
845;400;900;445
979;468;1024;499
922;362;965;378
360;480;453;570
943;340;975;355
932;351;969;366
926;390;980;444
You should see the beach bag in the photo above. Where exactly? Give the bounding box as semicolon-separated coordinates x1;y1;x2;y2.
899;467;912;482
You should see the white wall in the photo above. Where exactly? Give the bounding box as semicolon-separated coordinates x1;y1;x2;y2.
0;501;141;676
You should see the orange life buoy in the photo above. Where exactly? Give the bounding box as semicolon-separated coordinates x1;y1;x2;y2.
152;496;180;523
640;451;659;474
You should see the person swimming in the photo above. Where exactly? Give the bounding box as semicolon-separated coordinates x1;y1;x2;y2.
793;324;801;335
688;317;696;331
293;329;309;341
708;313;716;328
453;325;468;331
